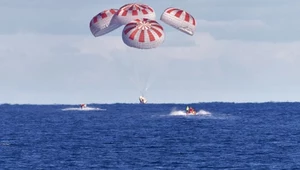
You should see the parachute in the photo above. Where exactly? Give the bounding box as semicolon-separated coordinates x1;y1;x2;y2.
160;7;196;36
122;18;165;49
120;19;164;99
114;3;156;25
88;3;196;103
89;9;122;37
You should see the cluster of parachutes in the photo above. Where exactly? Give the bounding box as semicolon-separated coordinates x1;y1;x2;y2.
89;3;196;49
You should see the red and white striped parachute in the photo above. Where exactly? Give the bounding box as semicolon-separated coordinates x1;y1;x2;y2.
89;9;122;37
160;7;196;36
114;3;156;25
122;18;165;49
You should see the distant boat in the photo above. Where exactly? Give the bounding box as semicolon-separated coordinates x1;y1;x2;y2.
186;106;196;115
139;96;147;104
80;104;87;109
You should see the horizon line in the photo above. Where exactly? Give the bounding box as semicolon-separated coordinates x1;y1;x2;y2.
1;101;299;105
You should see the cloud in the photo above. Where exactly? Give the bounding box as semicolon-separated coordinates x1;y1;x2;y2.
197;19;269;30
1;0;300;103
77;31;300;63
194;19;298;41
2;32;300;75
1;31;300;103
1;0;299;42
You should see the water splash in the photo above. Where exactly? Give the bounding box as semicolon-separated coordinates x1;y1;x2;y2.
61;107;106;111
169;109;212;116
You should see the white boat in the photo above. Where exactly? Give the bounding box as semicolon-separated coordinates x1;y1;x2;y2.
139;96;147;104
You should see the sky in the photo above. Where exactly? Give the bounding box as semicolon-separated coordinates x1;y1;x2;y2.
0;0;300;104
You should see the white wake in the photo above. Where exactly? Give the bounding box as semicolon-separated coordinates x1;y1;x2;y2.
170;109;212;116
62;107;106;111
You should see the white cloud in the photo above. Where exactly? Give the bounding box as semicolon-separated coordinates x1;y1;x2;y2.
1;0;300;103
0;32;300;103
1;0;299;42
197;19;269;29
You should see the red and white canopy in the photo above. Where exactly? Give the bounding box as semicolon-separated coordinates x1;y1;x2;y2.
115;3;156;25
89;9;122;37
160;7;196;36
122;18;165;49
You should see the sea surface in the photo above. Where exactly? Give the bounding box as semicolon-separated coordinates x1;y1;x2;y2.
0;102;300;169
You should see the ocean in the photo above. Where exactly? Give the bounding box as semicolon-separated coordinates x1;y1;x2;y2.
0;102;300;169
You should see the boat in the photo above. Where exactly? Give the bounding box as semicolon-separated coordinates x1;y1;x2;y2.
186;110;196;115
80;104;87;109
186;106;196;115
139;96;147;104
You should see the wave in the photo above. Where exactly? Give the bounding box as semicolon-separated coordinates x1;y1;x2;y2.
61;107;106;111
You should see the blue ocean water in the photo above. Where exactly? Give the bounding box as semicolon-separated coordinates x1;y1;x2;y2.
0;102;300;169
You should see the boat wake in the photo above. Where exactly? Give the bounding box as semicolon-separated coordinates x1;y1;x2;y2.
61;107;106;111
170;109;212;116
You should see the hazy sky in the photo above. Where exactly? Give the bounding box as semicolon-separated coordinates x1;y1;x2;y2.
1;0;300;104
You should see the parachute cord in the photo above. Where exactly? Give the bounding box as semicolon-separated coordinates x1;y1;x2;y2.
132;60;142;94
128;55;145;96
126;53;158;98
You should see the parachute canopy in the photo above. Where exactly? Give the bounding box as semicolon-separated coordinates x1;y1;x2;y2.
122;18;165;49
89;9;122;37
160;7;196;36
114;3;156;25
89;4;197;47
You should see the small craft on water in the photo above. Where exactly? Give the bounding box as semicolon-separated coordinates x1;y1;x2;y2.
186;106;196;115
139;96;147;104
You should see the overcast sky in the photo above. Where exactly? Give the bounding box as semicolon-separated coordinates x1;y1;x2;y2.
1;0;300;104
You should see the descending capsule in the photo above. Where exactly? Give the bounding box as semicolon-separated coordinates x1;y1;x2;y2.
114;3;156;25
160;7;196;36
122;18;165;49
89;9;122;37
